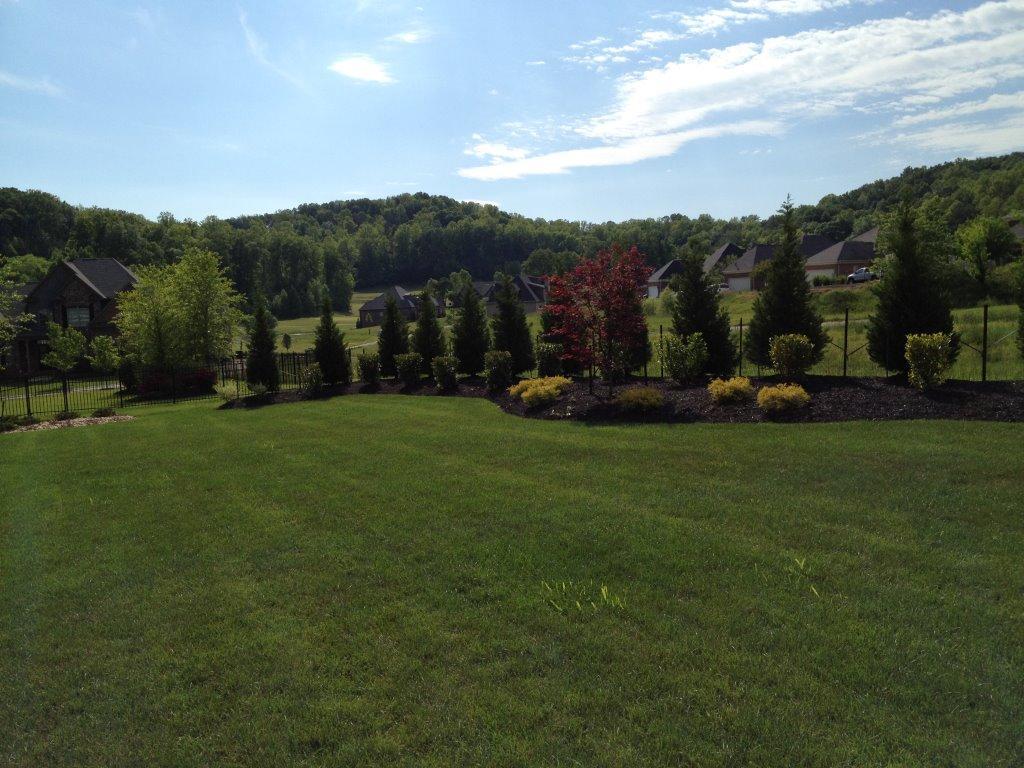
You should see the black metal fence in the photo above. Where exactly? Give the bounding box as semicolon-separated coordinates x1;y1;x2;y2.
0;351;325;419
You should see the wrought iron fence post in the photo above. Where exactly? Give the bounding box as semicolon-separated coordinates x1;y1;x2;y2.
842;308;849;378
23;376;32;418
981;304;989;383
62;374;69;414
738;318;744;376
171;370;177;404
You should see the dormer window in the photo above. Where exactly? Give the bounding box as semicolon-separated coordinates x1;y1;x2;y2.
67;306;91;328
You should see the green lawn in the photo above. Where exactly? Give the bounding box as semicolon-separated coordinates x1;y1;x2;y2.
2;397;1023;766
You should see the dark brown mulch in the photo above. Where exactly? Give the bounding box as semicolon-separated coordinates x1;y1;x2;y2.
221;376;1024;424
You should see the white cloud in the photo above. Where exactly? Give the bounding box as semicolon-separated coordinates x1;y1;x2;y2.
526;60;546;66
893;90;1024;126
464;137;531;162
239;9;306;90
892;112;1024;155
0;69;62;97
328;54;395;84
387;30;429;43
463;0;1024;180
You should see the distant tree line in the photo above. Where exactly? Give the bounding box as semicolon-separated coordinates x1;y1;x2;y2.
1;152;1023;319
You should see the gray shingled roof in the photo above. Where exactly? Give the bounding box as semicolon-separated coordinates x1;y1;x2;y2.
722;235;837;276
648;258;686;283
804;239;875;267
850;226;879;244
359;286;418;312
64;258;138;299
702;242;743;274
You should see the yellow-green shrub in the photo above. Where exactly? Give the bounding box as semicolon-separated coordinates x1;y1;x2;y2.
707;376;754;404
905;332;955;390
614;386;664;412
757;383;811;413
509;376;572;407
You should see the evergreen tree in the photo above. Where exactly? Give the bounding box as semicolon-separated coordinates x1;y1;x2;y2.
246;295;280;391
746;197;827;367
670;254;736;376
868;200;956;372
377;293;409;377
491;274;535;375
1018;259;1024;361
411;289;444;374
313;296;349;384
451;284;490;376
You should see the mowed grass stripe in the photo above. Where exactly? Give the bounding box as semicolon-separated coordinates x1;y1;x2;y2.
1;398;1022;766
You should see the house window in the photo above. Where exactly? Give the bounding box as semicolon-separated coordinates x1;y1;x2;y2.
67;306;91;327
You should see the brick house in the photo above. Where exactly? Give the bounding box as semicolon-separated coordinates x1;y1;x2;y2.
357;286;444;328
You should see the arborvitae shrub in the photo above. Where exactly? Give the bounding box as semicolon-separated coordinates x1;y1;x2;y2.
485;350;514;393
769;334;815;380
313;298;350;385
411;291;445;374
905;333;956;390
451;285;490;376
357;351;380;385
535;342;563;377
707;376;754;404
757;383;811;414
395;352;423;388
664;333;709;384
670;256;736;376
431;355;459;391
246;297;280;392
491;275;535;375
378;294;409;377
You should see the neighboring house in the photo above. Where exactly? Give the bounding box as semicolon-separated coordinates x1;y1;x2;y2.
6;258;138;376
702;242;744;277
646;259;687;298
357;286;444;328
722;234;836;292
803;227;878;283
474;273;547;316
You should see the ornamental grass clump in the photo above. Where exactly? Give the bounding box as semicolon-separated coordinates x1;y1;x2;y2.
508;376;573;408
757;383;811;414
905;332;956;390
707;376;754;405
613;386;665;413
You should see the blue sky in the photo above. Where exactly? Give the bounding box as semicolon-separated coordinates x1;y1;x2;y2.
2;0;1023;222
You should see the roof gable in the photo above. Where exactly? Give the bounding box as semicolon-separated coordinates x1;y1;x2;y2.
702;242;743;274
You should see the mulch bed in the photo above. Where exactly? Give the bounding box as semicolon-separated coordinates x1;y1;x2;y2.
4;414;135;434
222;376;1024;424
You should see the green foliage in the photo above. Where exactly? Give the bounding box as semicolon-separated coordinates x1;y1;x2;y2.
91;407;116;418
313;297;349;385
246;297;280;392
535;342;563;377
411;290;444;375
868;201;957;372
1019;262;1024;361
524;248;579;276
642;297;658;316
664;333;709;384
757;383;811;414
357;351;380;385
377;294;409;377
613;386;665;413
707;376;754;404
905;333;957;390
484;350;514;393
491;274;535;376
658;287;677;316
955;215;1018;292
669;256;736;376
394;352;423;388
508;376;573;408
0;254;51;283
746;199;827;367
41;322;86;373
431;354;459;391
451;285;490;376
0;278;32;371
281;333;291;351
300;362;323;396
769;334;816;380
86;335;120;374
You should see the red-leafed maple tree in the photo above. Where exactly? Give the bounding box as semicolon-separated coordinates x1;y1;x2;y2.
544;244;652;381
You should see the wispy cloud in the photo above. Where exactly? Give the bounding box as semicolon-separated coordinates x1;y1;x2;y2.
463;1;1024;180
328;54;395;84
892;112;1024;155
526;60;546;66
387;29;430;43
238;9;306;90
0;69;62;97
893;90;1024;127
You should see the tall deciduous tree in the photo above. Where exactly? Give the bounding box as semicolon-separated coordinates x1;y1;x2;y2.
246;295;280;391
955;215;1018;293
0;278;31;373
169;247;244;363
451;284;490;376
545;245;650;380
313;297;349;385
377;294;409;377
116;266;180;370
491;274;535;376
669;254;736;377
746;198;827;367
411;289;444;374
868;200;956;372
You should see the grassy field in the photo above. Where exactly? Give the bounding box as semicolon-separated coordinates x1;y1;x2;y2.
2;396;1023;766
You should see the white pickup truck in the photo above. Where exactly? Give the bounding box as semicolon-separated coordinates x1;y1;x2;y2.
847;267;878;284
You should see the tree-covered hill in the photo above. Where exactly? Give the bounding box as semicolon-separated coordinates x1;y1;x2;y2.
2;152;1022;318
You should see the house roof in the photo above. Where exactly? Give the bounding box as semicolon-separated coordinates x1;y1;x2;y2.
850;226;879;244
63;258;138;299
702;242;743;274
479;273;546;304
804;239;876;268
359;286;418;312
648;258;686;283
721;234;837;276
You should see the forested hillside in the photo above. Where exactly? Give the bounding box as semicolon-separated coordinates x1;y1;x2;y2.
2;152;1022;318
